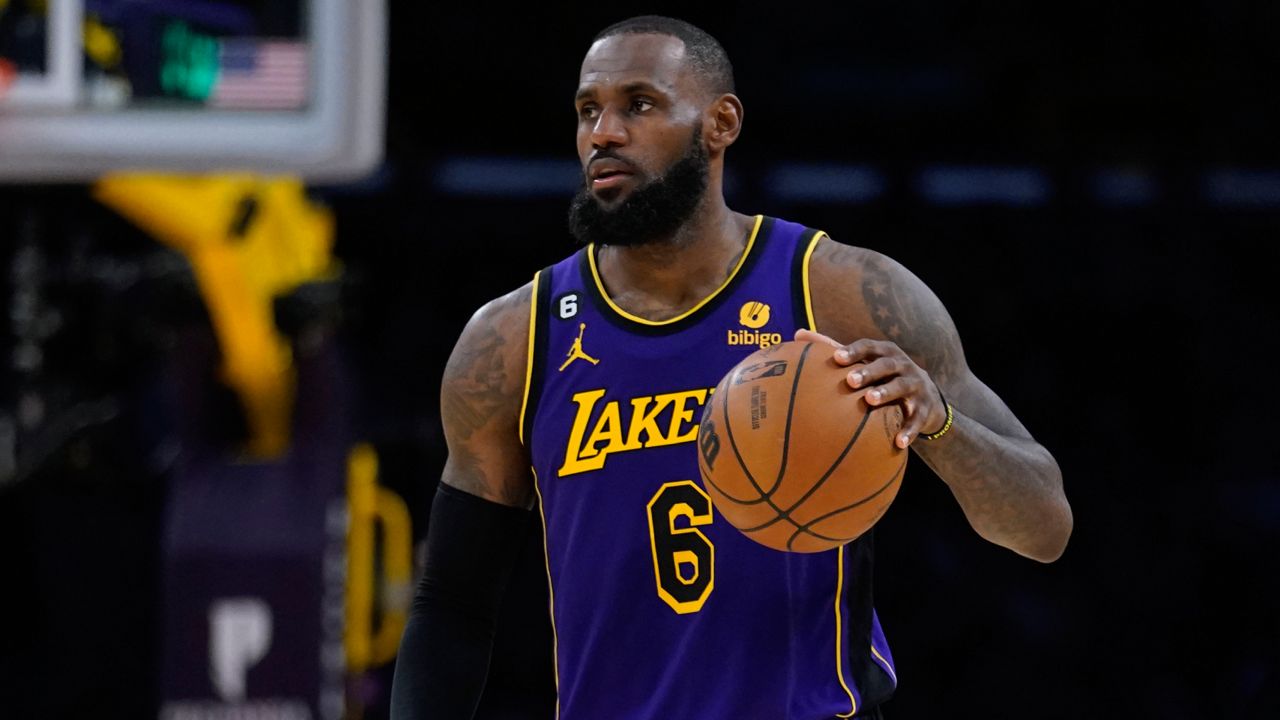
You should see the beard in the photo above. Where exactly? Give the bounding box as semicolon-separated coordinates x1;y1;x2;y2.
567;127;710;248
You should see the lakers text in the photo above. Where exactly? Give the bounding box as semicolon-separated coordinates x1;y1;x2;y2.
559;387;716;477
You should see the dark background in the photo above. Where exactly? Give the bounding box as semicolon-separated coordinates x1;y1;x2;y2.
3;1;1280;718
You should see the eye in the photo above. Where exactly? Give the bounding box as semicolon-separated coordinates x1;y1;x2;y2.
578;104;599;120
630;98;655;113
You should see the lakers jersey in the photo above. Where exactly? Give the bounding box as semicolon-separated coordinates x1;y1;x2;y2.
522;216;897;719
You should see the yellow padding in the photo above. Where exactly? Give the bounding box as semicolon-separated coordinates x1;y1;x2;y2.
94;174;335;457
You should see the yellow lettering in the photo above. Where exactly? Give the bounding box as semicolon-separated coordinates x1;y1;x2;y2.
625;394;673;449
666;389;708;444
560;387;716;476
583;400;626;461
559;389;606;476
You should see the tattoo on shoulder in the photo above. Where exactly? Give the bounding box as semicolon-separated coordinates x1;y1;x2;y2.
444;325;508;444
442;285;531;445
858;252;957;382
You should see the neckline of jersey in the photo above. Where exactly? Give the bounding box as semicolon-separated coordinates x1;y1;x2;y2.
584;214;766;331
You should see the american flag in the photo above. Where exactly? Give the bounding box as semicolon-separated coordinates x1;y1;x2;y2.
211;39;309;110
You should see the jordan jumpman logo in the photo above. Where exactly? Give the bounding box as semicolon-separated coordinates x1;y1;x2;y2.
559;323;600;371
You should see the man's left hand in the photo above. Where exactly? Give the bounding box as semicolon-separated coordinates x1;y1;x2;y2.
795;328;948;449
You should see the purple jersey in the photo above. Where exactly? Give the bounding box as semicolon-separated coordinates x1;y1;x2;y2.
522;216;897;719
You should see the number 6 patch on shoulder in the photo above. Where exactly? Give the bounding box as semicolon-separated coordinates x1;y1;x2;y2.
557;293;579;320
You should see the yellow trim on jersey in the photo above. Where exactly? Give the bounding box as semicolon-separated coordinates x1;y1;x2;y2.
815;256;858;717
586;214;765;326
802;231;825;331
814;279;865;712
834;545;858;717
531;468;562;719
872;645;898;685
518;271;541;447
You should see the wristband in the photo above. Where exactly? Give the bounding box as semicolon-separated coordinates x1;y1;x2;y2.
920;388;954;441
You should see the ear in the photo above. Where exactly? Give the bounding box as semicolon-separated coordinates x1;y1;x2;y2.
705;93;744;154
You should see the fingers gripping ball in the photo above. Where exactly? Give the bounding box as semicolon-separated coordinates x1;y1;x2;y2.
697;341;907;552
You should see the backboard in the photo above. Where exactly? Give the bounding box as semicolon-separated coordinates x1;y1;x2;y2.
0;0;385;182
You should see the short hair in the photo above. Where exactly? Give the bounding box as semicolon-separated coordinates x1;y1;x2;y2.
593;16;735;96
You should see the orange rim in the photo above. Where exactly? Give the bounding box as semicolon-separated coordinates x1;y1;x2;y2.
0;58;15;93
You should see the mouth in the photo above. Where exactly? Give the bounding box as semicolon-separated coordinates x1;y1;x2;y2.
592;170;634;192
588;158;637;193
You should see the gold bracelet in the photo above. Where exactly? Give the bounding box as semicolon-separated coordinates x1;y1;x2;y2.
920;390;954;441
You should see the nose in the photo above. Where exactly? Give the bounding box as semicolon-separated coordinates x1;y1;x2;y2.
589;107;628;149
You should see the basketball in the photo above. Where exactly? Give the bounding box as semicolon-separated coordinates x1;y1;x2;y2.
697;340;907;553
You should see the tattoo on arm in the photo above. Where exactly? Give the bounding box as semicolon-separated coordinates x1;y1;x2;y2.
813;238;1068;559
441;321;507;470
439;285;533;506
859;251;958;385
813;238;1029;439
915;417;1057;549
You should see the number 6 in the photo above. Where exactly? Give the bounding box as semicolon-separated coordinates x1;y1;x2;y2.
646;481;715;614
558;294;578;319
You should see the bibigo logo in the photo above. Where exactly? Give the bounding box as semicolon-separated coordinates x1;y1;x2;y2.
728;301;782;348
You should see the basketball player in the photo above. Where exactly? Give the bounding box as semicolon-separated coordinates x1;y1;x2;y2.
391;16;1071;720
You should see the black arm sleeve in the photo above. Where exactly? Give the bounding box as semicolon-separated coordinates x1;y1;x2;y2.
390;483;533;720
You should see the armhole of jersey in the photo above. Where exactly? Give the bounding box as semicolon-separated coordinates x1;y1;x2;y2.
521;271;560;716
519;269;552;448
795;228;859;716
791;228;825;331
